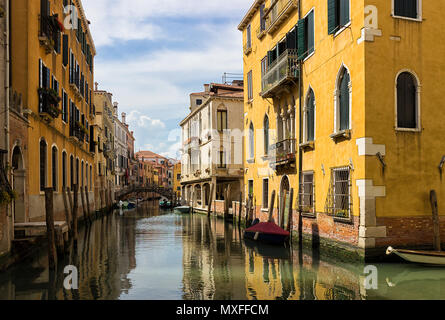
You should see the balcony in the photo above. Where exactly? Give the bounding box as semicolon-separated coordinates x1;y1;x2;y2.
256;24;267;40
38;88;61;121
69;122;86;144
261;49;299;98
269;138;297;170
39;14;62;54
265;0;298;35
243;43;252;55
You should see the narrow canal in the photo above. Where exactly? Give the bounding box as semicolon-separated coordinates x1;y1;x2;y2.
0;203;444;300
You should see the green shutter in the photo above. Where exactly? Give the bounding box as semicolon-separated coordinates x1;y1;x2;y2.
297;18;306;60
307;11;314;55
63;35;68;66
328;0;337;35
340;0;350;26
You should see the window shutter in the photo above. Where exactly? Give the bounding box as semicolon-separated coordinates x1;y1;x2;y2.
328;0;337;34
307;11;314;55
340;0;350;26
339;71;350;131
297;18;306;60
63;35;69;66
39;59;43;88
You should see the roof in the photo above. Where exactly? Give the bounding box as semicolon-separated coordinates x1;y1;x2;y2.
238;0;265;31
136;150;166;160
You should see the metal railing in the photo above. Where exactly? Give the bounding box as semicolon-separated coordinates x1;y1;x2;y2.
269;138;297;166
265;0;298;33
261;49;299;97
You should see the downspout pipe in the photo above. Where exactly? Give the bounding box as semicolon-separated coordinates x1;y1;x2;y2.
297;0;303;245
5;0;9;162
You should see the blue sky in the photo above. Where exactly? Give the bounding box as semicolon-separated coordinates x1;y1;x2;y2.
82;0;252;159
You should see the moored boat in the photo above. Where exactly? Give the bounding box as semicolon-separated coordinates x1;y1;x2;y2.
244;221;290;245
174;206;190;214
386;247;445;266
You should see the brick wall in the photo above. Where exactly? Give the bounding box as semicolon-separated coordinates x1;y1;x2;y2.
376;216;445;248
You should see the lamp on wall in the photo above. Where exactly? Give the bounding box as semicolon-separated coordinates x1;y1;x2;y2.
439;156;445;174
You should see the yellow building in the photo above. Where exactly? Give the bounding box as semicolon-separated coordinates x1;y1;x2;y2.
93;86;116;209
173;162;181;199
11;0;96;221
239;0;444;259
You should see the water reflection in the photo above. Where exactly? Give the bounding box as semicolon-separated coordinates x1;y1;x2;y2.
0;204;445;300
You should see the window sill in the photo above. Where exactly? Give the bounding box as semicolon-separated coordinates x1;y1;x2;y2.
299;141;315;151
246;158;255;164
395;127;421;133
333;21;352;38
244;47;252;56
301;212;316;219
391;14;422;22
330;129;351;142
261;208;269;213
303;50;315;63
333;215;354;224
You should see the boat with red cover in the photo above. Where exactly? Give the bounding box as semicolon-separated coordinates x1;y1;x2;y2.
243;221;290;245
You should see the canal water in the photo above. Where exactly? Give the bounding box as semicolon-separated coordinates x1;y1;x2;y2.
0;203;444;300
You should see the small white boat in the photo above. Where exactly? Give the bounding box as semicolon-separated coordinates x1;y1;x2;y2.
174;206;191;214
386;247;445;266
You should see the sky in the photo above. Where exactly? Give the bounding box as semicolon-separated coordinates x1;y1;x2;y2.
82;0;252;159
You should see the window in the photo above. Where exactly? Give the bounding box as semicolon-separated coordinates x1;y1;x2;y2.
70;155;74;189
246;24;252;49
247;71;253;100
40;140;47;191
297;9;315;60
177;174;181;180
261;57;267;76
76;158;79;186
90;165;92;191
62;152;67;189
196;99;202;106
299;172;314;214
249;122;255;160
264;115;269;155
396;71;419;129
328;0;350;34
217;110;227;132
218;150;226;168
393;0;419;20
62;90;68;123
262;179;269;209
248;180;254;196
332;167;351;219
306;89;315;142
52;147;58;192
335;66;351;132
259;4;266;32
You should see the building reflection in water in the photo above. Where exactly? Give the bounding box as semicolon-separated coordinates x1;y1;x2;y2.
1;207;444;300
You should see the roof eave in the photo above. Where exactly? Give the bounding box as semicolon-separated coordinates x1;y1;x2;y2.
237;0;264;31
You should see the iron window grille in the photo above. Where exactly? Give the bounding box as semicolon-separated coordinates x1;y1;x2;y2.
331;167;352;220
299;171;314;215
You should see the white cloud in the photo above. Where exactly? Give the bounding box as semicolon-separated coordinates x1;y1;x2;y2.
127;111;166;129
82;0;251;46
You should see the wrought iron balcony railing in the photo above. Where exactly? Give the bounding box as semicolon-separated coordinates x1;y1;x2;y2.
269;138;297;169
38;88;61;119
39;14;62;54
261;49;299;98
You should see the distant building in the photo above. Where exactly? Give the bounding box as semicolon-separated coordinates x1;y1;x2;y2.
173;162;182;199
180;82;244;212
135;151;175;189
113;103;128;191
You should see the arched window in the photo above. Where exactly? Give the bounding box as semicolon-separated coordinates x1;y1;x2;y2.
40;139;47;191
86;162;88;190
62;152;67;189
306;89;315;142
397;71;418;129
249;122;255;159
70;155;74;189
76;158;79;187
263;115;269;156
338;68;350;131
52;146;58;192
90;165;93;191
81;161;84;187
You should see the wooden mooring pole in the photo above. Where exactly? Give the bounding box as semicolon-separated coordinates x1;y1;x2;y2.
207;184;214;217
73;184;79;243
268;190;276;223
430;190;442;251
238;192;242;226
67;187;73;229
80;184;88;225
85;186;92;223
44;188;57;270
62;186;72;236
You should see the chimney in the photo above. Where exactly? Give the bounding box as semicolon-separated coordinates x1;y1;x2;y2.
113;102;118;115
95;82;99;91
204;84;210;93
122;112;126;124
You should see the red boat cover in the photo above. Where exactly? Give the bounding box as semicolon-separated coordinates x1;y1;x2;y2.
245;222;290;236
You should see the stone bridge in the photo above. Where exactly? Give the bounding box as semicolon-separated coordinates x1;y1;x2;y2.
115;184;175;201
